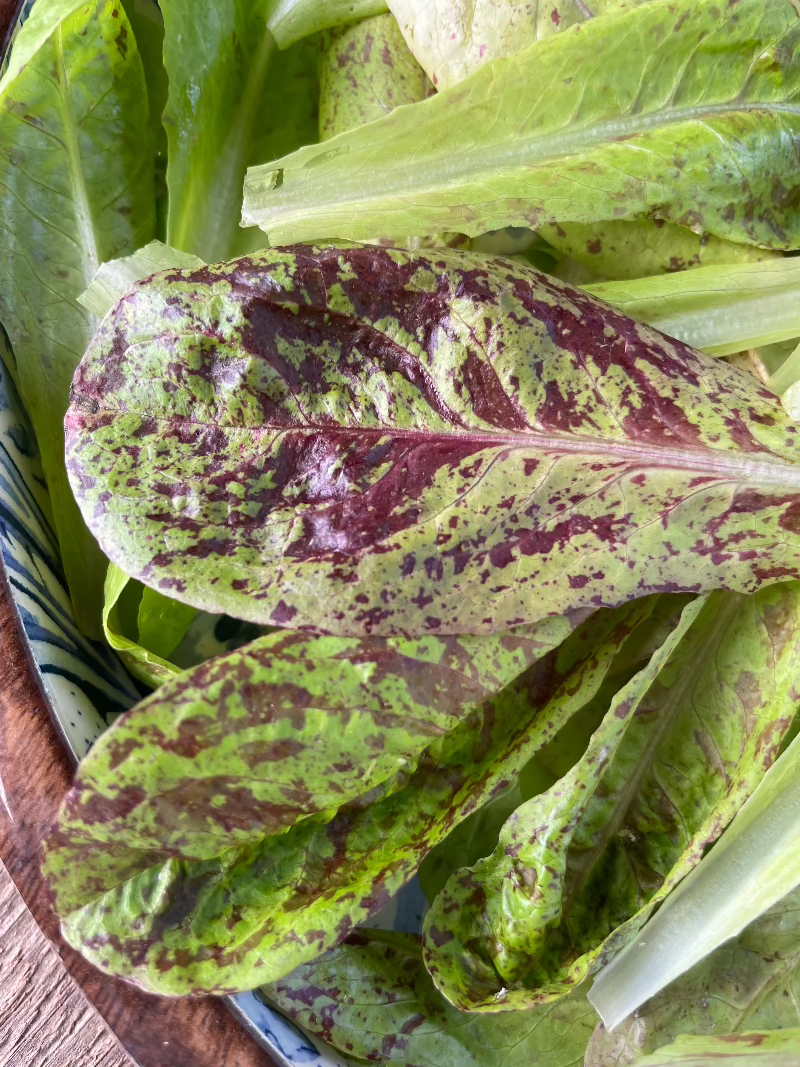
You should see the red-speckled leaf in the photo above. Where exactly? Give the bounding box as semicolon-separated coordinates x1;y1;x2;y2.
262;930;598;1066
66;246;800;636
43;600;651;994
422;583;800;1012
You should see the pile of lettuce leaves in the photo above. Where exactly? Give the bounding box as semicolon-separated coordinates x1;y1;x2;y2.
3;0;800;1063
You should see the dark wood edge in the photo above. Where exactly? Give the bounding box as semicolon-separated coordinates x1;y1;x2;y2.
0;565;279;1067
0;4;277;1064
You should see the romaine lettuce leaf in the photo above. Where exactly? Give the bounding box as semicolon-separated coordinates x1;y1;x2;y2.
103;563;191;687
590;698;800;1029
263;930;597;1067
319;13;427;140
423;584;800;1011
585;259;800;357
161;0;319;261
540;220;778;283
387;0;651;91
586;885;800;1062
243;0;800;248
633;1031;800;1067
43;601;649;993
0;0;155;634
78;240;204;318
267;0;389;49
769;342;800;396
65;246;800;637
419;594;692;903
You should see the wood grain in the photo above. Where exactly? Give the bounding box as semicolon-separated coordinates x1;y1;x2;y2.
0;857;132;1066
0;564;278;1067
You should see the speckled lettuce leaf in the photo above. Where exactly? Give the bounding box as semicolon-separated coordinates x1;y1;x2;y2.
423;583;800;1011
418;784;524;905
43;601;648;994
0;0;155;635
103;563;191;687
633;1031;800;1067
243;0;800;247
586;886;800;1063
66;245;800;637
267;0;389;49
386;0;651;91
263;930;598;1067
162;0;319;261
540;220;778;283
319;13;427;140
585;259;800;358
590;716;800;1029
419;593;691;903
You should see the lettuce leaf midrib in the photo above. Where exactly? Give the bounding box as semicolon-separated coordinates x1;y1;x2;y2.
69;407;800;489
247;100;800;219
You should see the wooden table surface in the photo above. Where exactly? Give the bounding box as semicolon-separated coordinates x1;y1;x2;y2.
0;858;133;1067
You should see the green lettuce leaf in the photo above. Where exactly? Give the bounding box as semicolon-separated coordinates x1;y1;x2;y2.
0;0;155;634
78;239;204;318
263;930;598;1067
585;259;800;357
103;563;191;687
769;341;800;395
65;246;800;637
162;0;319;261
122;0;169;235
387;0;651;91
267;0;389;49
243;0;800;247
137;586;198;661
633;1031;800;1067
0;0;87;95
423;583;800;1011
540;220;778;282
586;886;800;1063
43;601;650;994
590;700;800;1029
319;13;427;140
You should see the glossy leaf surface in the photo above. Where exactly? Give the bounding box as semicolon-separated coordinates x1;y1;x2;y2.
423;583;800;1011
264;930;598;1066
66;246;800;637
0;0;155;632
43;603;646;993
243;0;800;247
